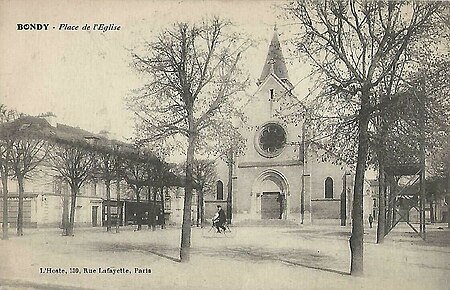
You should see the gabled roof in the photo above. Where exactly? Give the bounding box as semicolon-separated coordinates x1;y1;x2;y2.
54;123;103;143
0;115;52;138
258;27;290;86
56;123;97;138
255;71;293;96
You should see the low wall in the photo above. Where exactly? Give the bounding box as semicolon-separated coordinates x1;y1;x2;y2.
311;199;340;219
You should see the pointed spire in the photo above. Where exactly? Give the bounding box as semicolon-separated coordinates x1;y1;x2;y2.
258;26;290;85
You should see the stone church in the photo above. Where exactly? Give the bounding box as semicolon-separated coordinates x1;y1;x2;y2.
214;28;355;225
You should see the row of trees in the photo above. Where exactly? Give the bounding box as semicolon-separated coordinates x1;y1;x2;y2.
133;10;441;268
282;0;450;275
124;0;448;273
0;110;52;238
0;106;179;239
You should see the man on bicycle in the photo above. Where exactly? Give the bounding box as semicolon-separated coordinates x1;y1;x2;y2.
212;205;227;233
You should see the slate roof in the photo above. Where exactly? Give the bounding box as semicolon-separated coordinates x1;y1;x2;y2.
258;27;291;87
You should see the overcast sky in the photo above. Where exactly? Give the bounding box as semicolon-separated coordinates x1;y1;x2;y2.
0;0;310;141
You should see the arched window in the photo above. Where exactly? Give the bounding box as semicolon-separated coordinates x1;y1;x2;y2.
325;177;333;199
216;180;224;200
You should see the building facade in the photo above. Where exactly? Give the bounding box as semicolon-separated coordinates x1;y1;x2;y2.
213;28;358;224
0;174;103;228
0;120;180;229
0;166;179;229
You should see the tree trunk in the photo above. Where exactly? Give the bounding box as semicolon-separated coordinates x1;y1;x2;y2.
136;190;141;231
152;186;157;231
448;198;450;228
377;163;386;243
160;187;166;229
199;189;204;226
386;175;393;232
67;185;78;236
16;175;24;236
106;180;111;232
61;186;69;236
433;198;437;224
391;176;399;229
227;149;233;224
392;194;397;226
301;122;306;225
349;97;370;276
447;162;450;229
180;132;195;263
429;199;434;224
376;89;389;242
147;187;152;229
1;169;9;240
377;169;386;244
196;191;200;227
447;160;450;228
116;179;120;233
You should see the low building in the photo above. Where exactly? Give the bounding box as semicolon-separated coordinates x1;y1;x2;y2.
0;119;182;229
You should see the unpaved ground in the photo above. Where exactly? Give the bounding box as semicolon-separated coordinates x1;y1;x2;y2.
0;223;449;290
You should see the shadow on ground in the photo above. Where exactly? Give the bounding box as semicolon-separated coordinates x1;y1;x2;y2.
94;241;349;275
95;243;181;262
196;245;350;275
386;227;450;248
282;229;351;239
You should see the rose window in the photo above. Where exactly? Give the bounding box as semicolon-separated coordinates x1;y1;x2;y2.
257;123;286;157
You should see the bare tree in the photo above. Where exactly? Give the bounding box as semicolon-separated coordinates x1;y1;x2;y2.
375;54;450;241
0;105;20;240
144;161;158;231
284;0;444;275
94;143;120;232
120;155;148;231
128;18;250;262
201;113;247;225
429;142;450;227
191;159;216;226
150;162;180;230
10;137;51;236
48;142;96;236
0;112;51;237
114;145;124;233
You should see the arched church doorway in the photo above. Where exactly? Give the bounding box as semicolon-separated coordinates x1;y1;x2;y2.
252;170;289;219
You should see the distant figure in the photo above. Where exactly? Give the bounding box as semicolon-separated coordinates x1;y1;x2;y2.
368;214;374;228
212;205;227;233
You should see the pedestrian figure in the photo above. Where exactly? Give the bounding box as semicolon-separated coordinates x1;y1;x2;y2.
368;214;374;228
212;205;227;233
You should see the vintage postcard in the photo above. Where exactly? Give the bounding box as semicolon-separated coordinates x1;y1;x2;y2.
1;1;449;289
